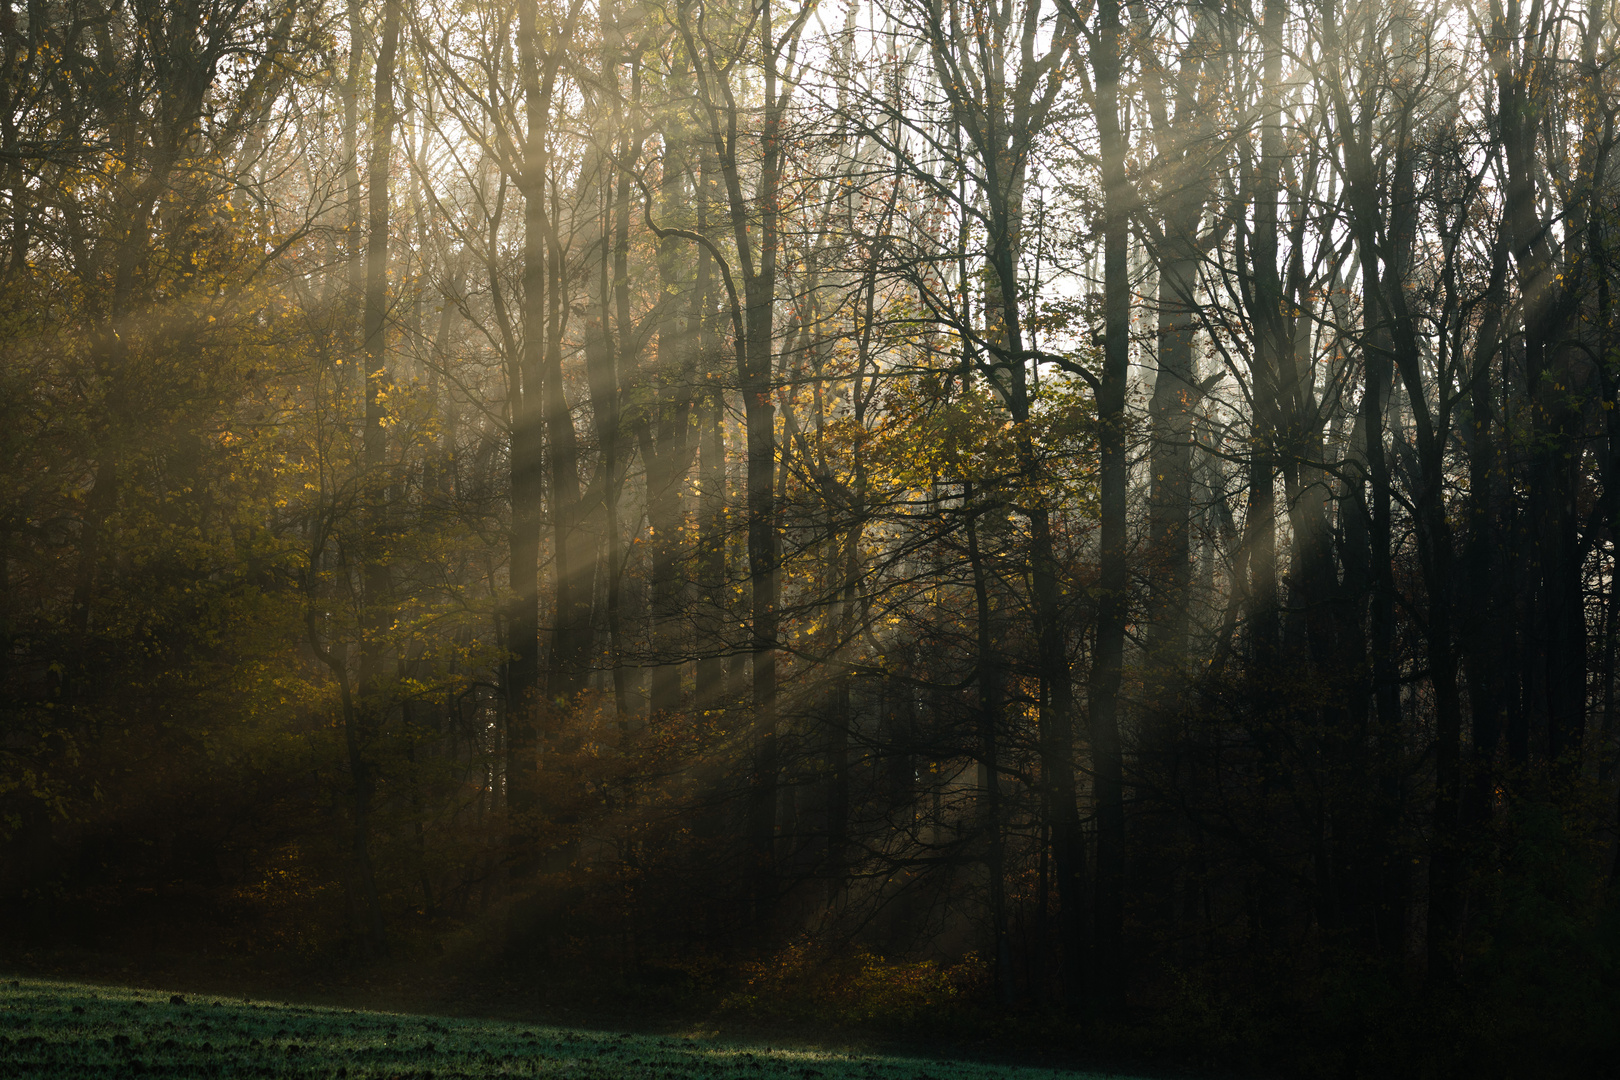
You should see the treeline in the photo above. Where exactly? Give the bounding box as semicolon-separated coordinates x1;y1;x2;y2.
3;0;1619;1073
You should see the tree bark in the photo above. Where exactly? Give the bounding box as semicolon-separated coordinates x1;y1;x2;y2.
1085;0;1130;1011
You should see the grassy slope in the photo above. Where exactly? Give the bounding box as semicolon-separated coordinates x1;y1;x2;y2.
0;977;1140;1080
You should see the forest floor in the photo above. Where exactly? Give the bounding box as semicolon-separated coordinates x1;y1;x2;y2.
0;975;1160;1080
0;944;1239;1080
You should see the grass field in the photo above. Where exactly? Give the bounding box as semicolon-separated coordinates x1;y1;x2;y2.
0;976;1138;1080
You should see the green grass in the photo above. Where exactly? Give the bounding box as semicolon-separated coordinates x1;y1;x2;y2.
0;976;1137;1079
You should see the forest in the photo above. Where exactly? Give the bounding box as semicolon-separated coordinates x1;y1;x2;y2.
2;0;1618;1074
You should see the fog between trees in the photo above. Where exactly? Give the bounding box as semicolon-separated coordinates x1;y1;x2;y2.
3;0;1619;1072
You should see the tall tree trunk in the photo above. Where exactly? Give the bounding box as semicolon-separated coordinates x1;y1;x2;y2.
647;125;696;719
597;15;642;723
1085;0;1130;1011
1245;0;1285;669
1142;18;1214;721
509;0;568;877
1323;1;1406;958
581;150;621;714
1492;0;1579;786
691;0;795;926
1460;230;1510;934
967;488;1012;1005
693;143;728;709
353;0;401;956
546;170;588;700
